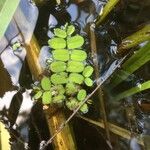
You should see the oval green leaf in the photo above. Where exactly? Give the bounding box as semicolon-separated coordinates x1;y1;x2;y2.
52;50;69;61
42;91;52;105
67;35;84;49
77;89;87;101
50;61;66;72
54;28;67;38
69;73;84;84
82;66;94;77
41;76;51;90
84;78;93;87
34;91;43;100
71;50;87;61
80;103;88;114
48;38;66;49
67;25;75;35
51;73;68;85
66;83;78;95
67;61;84;73
56;85;65;94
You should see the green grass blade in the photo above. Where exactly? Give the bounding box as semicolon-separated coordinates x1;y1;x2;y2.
110;42;150;89
0;0;20;39
113;80;150;101
96;0;120;26
117;24;150;55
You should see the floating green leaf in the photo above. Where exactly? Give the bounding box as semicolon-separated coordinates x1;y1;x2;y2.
82;66;94;77
67;25;75;35
80;103;88;114
67;35;84;49
66;83;78;95
84;78;93;87
52;49;69;61
12;42;21;51
41;76;51;90
48;38;66;49
50;61;66;72
67;61;84;73
34;91;43;100
66;98;79;110
42;91;52;104
51;73;68;85
56;85;65;94
71;50;87;61
77;89;87;101
69;73;84;84
54;28;67;38
53;94;65;103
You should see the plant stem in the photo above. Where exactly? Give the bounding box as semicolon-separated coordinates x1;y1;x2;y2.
77;115;144;146
90;23;111;143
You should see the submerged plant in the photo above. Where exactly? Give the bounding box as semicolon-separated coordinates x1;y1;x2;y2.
33;24;94;114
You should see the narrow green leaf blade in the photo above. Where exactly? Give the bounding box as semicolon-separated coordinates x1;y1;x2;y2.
0;0;20;39
110;42;150;89
113;80;150;101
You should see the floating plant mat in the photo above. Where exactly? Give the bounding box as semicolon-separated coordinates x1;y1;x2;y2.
34;23;94;114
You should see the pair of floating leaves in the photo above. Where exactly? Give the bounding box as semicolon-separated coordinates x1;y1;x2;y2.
52;49;87;62
48;35;84;49
54;24;75;38
34;91;52;105
34;77;52;105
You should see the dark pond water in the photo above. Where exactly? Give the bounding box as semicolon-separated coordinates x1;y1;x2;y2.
0;0;150;150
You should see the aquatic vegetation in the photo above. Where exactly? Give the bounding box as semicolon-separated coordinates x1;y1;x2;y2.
0;0;20;38
33;24;94;113
1;0;150;149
